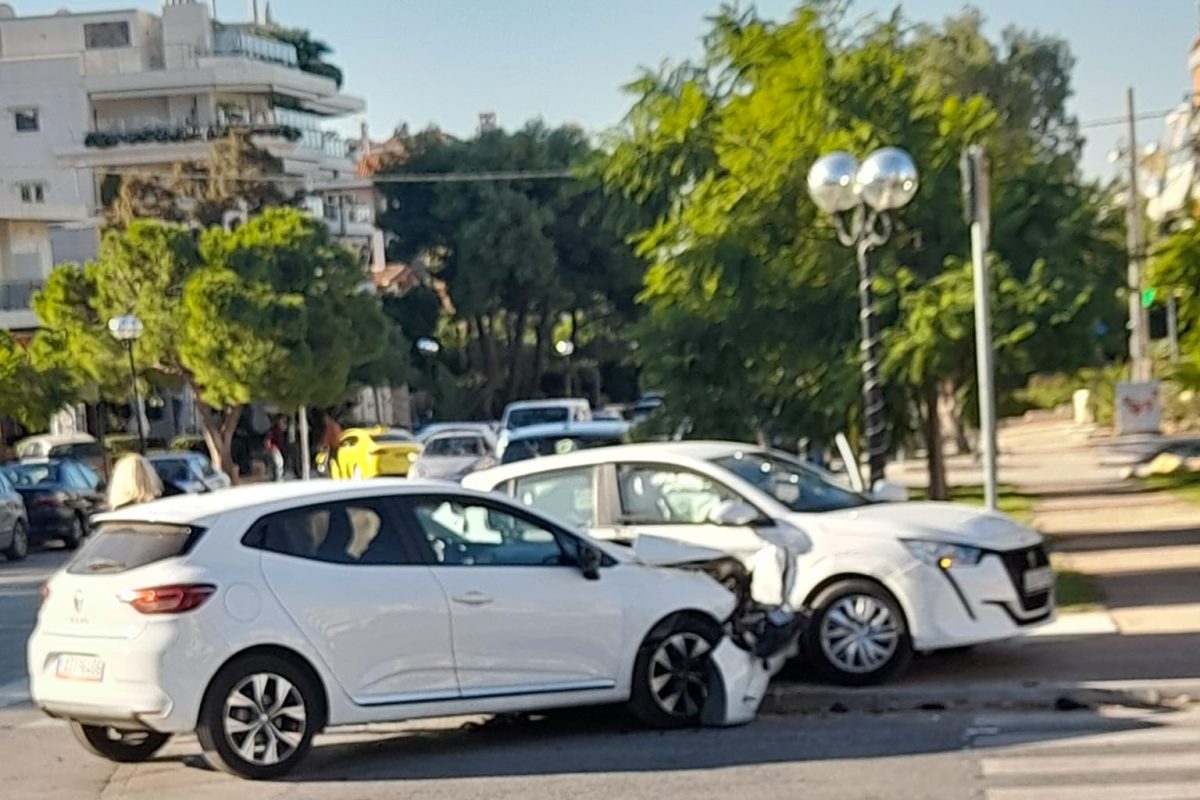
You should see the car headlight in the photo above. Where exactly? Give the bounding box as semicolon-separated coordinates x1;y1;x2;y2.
407;452;418;461
902;539;983;568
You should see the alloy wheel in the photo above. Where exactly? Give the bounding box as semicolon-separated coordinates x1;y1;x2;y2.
648;632;711;718
819;594;899;674
222;672;307;767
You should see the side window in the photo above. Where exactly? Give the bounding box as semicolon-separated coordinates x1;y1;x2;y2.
61;464;88;490
616;464;735;525
408;497;568;567
512;467;596;528
0;473;12;494
245;500;411;565
340;435;359;450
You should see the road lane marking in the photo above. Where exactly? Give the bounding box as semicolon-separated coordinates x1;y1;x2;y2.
983;752;1200;776
987;784;1200;800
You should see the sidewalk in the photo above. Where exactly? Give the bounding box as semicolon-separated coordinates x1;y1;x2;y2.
778;417;1200;713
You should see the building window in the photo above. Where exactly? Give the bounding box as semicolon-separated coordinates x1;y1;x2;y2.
83;21;131;49
17;182;46;204
14;109;39;133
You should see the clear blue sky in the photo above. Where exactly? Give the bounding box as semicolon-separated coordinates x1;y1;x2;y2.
14;0;1199;176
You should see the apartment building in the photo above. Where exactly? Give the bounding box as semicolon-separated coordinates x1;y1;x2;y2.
0;0;373;333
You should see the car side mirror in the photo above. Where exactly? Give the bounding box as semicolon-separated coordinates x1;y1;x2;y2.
707;499;761;527
871;479;909;503
578;545;602;581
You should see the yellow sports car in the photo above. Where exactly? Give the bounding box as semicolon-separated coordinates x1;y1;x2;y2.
323;427;423;479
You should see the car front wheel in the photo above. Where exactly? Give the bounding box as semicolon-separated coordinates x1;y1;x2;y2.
628;614;721;728
803;578;912;686
61;515;85;550
70;722;169;763
197;654;318;780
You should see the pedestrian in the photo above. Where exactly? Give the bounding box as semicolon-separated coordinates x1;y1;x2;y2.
318;411;343;477
265;414;288;482
107;453;164;510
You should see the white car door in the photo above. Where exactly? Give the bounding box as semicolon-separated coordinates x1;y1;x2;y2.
402;493;624;696
253;497;459;705
613;462;766;560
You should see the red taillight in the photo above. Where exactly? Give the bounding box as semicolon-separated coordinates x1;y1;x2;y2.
120;584;216;615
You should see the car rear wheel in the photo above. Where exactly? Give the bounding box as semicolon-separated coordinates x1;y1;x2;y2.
4;521;28;561
197;654;317;780
803;578;912;686
70;722;169;763
629;614;721;728
61;515;85;550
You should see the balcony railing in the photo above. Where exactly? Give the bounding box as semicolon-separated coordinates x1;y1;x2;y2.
0;280;43;311
213;28;299;68
84;122;301;149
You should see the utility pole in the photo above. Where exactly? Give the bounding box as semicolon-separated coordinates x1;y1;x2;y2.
962;145;998;512
1168;292;1181;364
1125;87;1152;382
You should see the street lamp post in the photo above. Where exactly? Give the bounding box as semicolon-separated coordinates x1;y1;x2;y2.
107;314;146;454
554;339;576;397
807;148;919;488
415;338;441;422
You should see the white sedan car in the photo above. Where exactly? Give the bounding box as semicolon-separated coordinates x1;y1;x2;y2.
29;481;783;779
463;442;1056;685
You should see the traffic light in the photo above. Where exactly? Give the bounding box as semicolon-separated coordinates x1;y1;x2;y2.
1142;287;1157;308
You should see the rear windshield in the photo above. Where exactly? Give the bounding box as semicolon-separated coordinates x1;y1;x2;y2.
506;408;569;429
67;522;202;575
501;435;622;464
3;463;61;486
371;432;413;443
49;443;104;460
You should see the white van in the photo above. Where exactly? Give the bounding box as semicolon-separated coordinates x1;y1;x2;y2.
500;399;592;431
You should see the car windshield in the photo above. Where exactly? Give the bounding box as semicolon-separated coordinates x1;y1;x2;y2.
426;436;486;457
152;459;192;484
506;407;569;429
3;463;61;487
501;434;622;464
712;450;867;513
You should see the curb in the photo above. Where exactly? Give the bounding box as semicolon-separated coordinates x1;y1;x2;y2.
763;679;1200;715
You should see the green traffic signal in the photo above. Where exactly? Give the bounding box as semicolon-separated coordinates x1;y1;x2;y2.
1142;287;1157;308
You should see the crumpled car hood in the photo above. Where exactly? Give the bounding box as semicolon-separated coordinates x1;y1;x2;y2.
809;501;1042;549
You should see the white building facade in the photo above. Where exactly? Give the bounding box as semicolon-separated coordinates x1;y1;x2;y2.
0;0;372;333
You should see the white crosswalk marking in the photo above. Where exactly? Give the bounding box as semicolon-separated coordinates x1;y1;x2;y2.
969;709;1200;800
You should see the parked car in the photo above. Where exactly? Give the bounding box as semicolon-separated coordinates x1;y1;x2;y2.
29;480;793;779
409;428;497;481
147;453;232;495
15;433;107;477
1;459;105;549
321;427;423;479
464;441;1056;685
500;398;591;431
497;420;630;465
0;469;30;561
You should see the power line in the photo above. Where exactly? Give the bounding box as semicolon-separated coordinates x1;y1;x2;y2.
1079;107;1182;130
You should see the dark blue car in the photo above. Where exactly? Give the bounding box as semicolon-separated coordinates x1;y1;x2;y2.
0;459;105;550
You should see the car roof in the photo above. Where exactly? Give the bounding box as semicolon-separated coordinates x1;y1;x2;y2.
504;420;630;441
93;478;480;525
16;433;97;446
470;440;755;483
425;428;491;440
503;398;590;412
147;453;198;462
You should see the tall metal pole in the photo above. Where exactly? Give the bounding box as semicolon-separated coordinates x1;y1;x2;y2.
297;406;311;480
1125;87;1151;382
855;237;887;488
965;147;998;511
126;343;146;454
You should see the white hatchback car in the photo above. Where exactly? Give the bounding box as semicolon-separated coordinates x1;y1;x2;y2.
463;442;1056;685
29;480;783;779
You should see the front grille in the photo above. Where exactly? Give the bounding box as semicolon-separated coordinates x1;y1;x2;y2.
996;544;1051;612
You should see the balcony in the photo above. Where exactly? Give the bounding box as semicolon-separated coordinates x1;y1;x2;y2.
83;122;302;149
212;29;299;68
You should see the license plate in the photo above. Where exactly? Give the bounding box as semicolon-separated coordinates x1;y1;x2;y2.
55;654;104;682
1023;566;1055;594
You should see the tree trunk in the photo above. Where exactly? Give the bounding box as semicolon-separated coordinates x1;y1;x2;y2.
942;378;971;455
195;393;242;482
473;314;499;417
921;380;948;501
530;303;552;397
506;297;530;406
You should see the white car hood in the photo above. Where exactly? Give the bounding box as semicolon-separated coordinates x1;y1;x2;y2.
632;535;735;567
808;501;1042;550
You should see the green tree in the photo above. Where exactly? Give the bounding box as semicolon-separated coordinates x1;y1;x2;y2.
262;27;344;88
34;208;386;475
602;3;1114;492
0;332;79;431
377;122;641;416
1149;224;1200;387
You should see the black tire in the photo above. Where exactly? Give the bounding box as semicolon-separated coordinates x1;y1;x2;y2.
61;515;85;550
802;578;912;686
4;521;28;561
628;614;722;729
196;653;319;780
70;721;169;763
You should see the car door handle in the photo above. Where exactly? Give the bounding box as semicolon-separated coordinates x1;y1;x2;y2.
451;592;493;606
